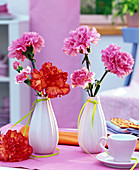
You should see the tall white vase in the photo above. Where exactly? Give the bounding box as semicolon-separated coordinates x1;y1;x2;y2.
29;97;59;154
78;96;107;153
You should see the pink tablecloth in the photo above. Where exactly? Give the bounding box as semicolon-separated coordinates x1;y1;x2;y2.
0;124;135;170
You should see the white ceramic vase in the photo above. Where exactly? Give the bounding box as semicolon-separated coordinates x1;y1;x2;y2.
29;97;59;154
78;96;107;153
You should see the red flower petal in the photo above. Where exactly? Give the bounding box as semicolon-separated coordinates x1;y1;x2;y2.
0;130;33;162
46;83;70;98
46;86;63;98
60;83;70;95
31;69;42;79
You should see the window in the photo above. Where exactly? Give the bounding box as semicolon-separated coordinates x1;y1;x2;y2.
81;0;112;15
80;0;123;25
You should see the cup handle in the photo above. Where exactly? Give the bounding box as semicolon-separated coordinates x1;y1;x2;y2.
99;136;109;153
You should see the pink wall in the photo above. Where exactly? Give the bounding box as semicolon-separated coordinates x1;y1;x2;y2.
30;0;81;128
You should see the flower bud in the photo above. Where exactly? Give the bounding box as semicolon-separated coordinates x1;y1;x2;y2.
13;61;21;70
13;61;23;72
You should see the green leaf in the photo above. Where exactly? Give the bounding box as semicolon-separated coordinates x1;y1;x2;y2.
24;79;31;86
16;66;23;73
111;0;139;23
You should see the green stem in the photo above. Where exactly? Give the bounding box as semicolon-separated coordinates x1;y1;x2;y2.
85;53;93;96
87;89;90;96
99;70;109;84
85;54;90;71
85;55;91;96
31;60;36;69
94;70;109;96
89;83;93;97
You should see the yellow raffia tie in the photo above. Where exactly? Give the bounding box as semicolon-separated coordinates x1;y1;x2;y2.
130;158;138;170
10;97;60;158
30;148;60;158
77;99;99;135
77;100;138;170
10;98;50;135
105;153;138;170
77;99;99;158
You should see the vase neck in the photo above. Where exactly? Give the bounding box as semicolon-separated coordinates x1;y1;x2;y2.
35;97;50;105
87;96;100;102
37;96;49;100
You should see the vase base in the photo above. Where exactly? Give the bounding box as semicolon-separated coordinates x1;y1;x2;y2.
33;149;55;155
80;145;103;154
34;152;53;155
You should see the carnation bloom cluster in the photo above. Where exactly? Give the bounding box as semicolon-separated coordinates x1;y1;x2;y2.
15;66;31;83
8;32;70;98
101;44;134;78
63;25;134;97
0;130;33;162
8;32;45;61
70;67;95;89
31;62;70;98
63;26;100;56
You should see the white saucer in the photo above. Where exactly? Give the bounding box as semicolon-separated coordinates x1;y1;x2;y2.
96;152;139;169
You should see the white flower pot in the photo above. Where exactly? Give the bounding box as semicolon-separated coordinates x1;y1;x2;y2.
29;97;59;154
78;96;107;153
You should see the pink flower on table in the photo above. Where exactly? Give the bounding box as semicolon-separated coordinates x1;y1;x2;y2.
16;66;31;83
13;61;21;70
63;25;100;56
8;32;45;61
101;44;134;78
71;67;95;89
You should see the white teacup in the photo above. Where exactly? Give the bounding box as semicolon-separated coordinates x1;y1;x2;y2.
99;134;137;162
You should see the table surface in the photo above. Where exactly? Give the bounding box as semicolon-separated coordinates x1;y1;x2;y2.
0;145;134;170
0;124;138;170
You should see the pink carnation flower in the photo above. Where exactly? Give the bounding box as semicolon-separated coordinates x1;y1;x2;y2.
16;66;31;83
101;44;134;78
63;31;78;56
63;26;100;56
70;67;95;89
13;61;21;70
8;32;45;61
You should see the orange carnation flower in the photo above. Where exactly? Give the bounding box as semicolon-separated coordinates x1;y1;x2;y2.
0;130;33;162
31;62;70;98
31;69;47;92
